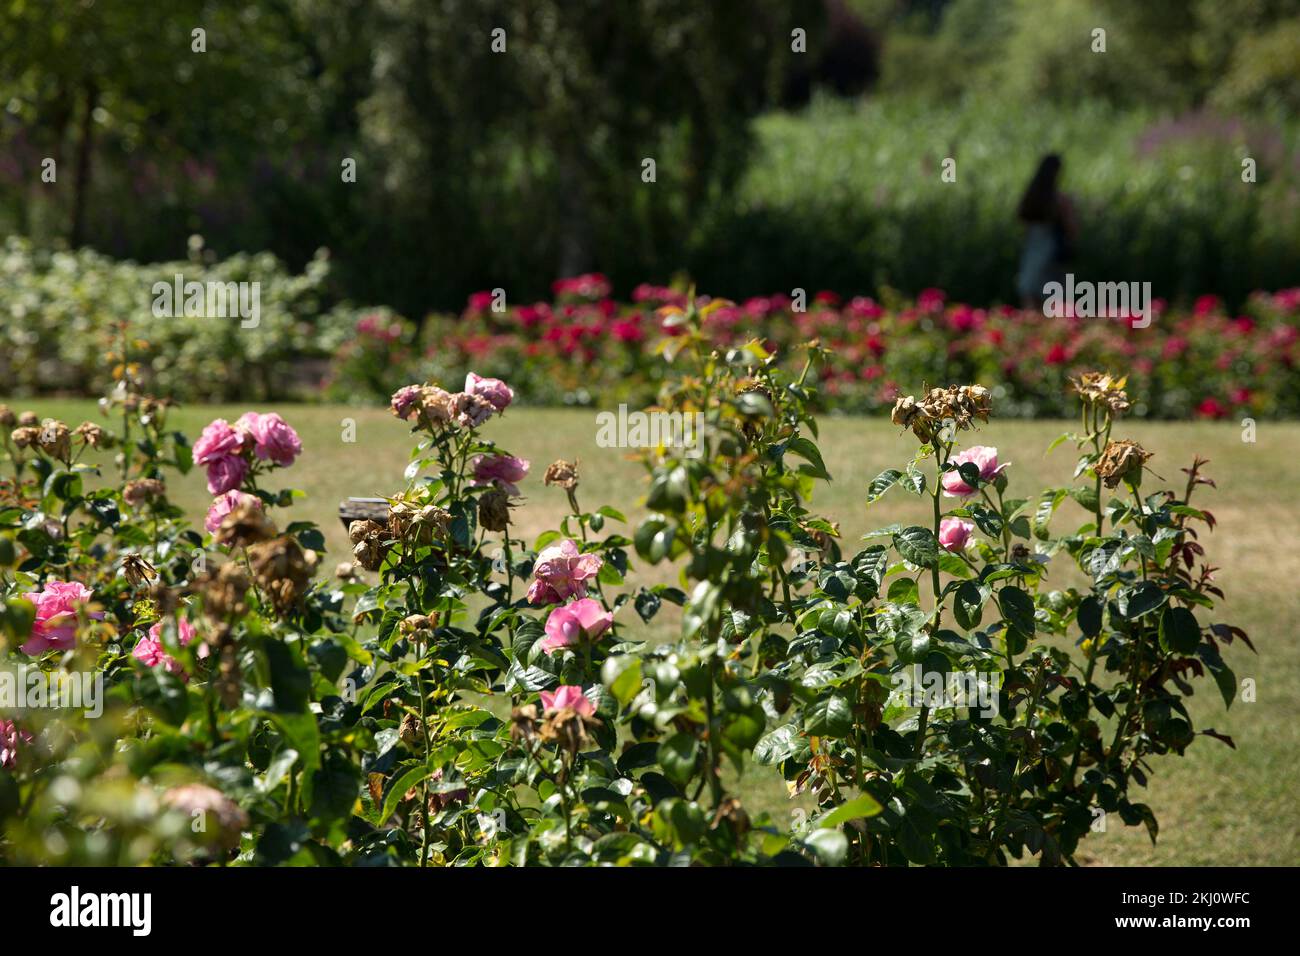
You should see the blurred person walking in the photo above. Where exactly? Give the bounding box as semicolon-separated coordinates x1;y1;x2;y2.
1016;154;1077;308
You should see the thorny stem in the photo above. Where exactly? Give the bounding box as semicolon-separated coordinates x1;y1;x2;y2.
917;439;950;757
419;649;433;868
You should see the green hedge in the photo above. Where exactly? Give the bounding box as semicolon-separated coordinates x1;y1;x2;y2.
1;238;355;401
686;96;1300;308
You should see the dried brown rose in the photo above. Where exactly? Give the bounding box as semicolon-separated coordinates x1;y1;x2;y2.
246;535;319;616
73;421;107;448
710;796;751;836
123;477;165;508
349;519;383;544
892;384;994;443
349;519;390;571
37;419;71;462
162;783;249;852
398;712;423;747
417;385;457;427
478;488;512;532
538;707;590;755
1070;372;1131;415
510;703;540;744
399;613;436;638
542;459;580;491
389;501;450;546
451;391;495;429
1095;439;1153;489
199;563;252;620
214;503;277;549
121;552;158;588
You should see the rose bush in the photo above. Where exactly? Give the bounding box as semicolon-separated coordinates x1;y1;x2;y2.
328;277;1300;421
0;298;1250;866
5;233;1295;420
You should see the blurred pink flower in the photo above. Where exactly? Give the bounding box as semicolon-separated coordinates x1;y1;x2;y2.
939;517;976;552
390;384;422;420
20;581;98;655
540;598;613;655
205;490;261;533
942;446;1007;499
204;454;248;495
134;618;198;676
192;419;244;465
918;288;946;311
540;685;595;718
0;719;33;770
464;372;514;412
236;412;301;466
527;539;603;605
472;454;530;496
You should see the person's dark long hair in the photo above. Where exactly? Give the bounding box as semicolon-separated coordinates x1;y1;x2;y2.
1017;154;1062;223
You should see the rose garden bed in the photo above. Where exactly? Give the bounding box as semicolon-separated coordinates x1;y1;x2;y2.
0;297;1258;866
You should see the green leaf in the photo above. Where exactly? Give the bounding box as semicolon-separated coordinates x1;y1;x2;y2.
647;466;690;511
1159;606;1201;654
1118;581;1165;620
263;638;311;713
887;577;920;605
734;390;774;418
634;514;677;563
1077;596;1103;636
787;436;831;481
380;764;433;824
893;526;938;569
658;733;700;787
1070;484;1101;513
682;580;721;638
998;586;1036;637
803;828;848;865
804;694;853;737
601;655;643;707
953;581;987;631
867;469;902;503
818;793;883;828
902;462;927;495
754;724;803;765
1033;490;1067;540
257;748;301;795
1213;665;1237;709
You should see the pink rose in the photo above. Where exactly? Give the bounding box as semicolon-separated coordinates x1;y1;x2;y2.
205;490;261;532
540;598;613;655
941;446;1008;499
0;719;33;770
204;454;248;495
471;454;530;496
938;517;976;552
236;412;301;466
527;539;603;605
134;617;199;676
20;581;98;655
465;372;514;413
540;685;595;718
391;385;422;420
192;419;244;466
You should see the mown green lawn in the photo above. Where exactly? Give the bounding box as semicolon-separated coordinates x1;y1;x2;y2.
10;398;1298;865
